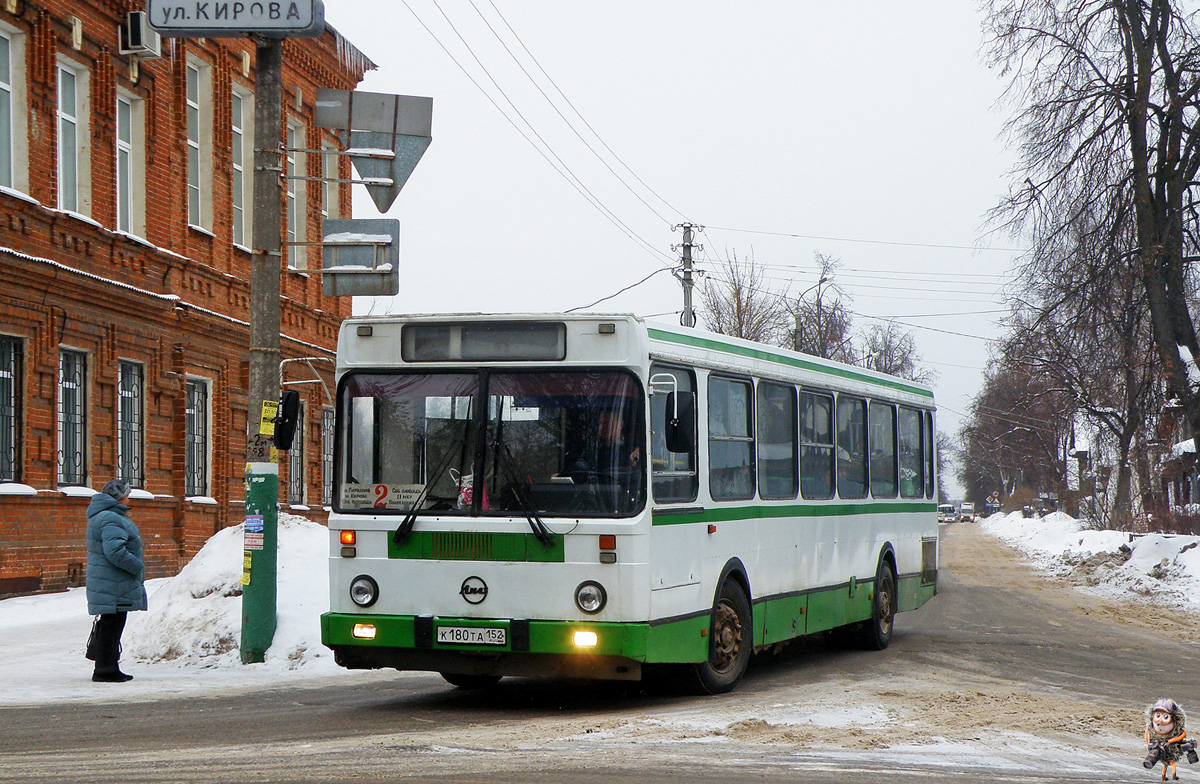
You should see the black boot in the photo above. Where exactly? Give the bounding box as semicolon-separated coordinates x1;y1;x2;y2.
92;669;133;683
91;613;131;682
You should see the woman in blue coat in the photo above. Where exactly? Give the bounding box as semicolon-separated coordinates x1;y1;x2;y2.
85;479;147;682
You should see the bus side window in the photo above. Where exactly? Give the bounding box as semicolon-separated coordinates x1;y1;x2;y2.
649;365;698;503
898;406;923;499
757;382;798;500
709;376;755;501
835;396;867;499
869;401;897;498
924;410;936;499
800;391;834;499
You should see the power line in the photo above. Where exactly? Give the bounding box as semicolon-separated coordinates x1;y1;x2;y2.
848;310;994;341
565;266;676;312
404;1;673;266
705;224;1028;253
473;0;686;226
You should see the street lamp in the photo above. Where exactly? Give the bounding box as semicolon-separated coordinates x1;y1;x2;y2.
793;275;828;353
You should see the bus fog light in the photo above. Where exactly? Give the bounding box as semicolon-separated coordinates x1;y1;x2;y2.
352;623;377;639
575;581;607;614
350;575;379;608
573;630;598;648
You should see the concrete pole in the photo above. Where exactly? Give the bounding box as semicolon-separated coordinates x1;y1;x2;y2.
240;37;283;664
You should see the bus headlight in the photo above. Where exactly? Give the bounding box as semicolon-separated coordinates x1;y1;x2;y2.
349;575;379;608
574;581;607;614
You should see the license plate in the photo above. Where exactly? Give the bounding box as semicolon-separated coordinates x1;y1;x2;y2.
436;626;506;646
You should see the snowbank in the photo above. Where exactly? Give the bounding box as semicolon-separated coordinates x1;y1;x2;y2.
123;512;332;670
981;511;1200;614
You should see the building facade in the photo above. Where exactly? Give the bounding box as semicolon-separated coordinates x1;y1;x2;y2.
0;0;373;597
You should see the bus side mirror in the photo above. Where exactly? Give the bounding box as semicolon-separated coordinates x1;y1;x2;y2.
274;390;301;450
664;391;695;453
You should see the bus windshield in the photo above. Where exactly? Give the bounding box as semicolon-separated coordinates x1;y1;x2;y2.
337;370;645;517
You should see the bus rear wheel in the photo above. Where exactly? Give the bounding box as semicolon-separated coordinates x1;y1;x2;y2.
856;562;896;651
688;579;751;694
440;672;502;689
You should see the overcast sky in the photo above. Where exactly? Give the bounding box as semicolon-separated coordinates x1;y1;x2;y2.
321;1;1022;497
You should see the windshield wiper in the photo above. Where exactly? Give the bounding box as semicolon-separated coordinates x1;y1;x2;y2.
394;428;467;545
491;430;555;547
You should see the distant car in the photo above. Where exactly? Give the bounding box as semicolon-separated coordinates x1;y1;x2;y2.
937;504;957;523
959;502;976;522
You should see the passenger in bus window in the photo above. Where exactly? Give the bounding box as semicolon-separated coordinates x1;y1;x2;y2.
564;407;640;480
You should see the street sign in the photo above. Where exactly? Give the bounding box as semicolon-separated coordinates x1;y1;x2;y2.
315;89;433;212
146;0;325;38
320;218;400;297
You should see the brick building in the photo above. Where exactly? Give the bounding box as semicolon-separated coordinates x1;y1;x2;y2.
0;1;374;596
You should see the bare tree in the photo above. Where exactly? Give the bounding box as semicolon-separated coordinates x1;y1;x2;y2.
792;253;856;363
958;354;1074;509
698;250;792;345
986;0;1200;440
1001;206;1161;529
859;322;937;384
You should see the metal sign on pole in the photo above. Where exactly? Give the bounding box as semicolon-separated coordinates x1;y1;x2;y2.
319;218;400;297
314;88;433;213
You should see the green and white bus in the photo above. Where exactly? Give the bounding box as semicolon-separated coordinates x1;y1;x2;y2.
320;314;939;693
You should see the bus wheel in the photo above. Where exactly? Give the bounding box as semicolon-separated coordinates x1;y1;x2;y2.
689;580;752;694
857;562;896;651
440;672;502;689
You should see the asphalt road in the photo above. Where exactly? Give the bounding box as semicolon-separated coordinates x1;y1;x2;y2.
2;522;1195;783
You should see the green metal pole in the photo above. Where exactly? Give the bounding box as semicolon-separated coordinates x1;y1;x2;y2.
241;36;283;664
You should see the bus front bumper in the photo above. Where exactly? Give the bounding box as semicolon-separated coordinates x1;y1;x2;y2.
321;612;684;680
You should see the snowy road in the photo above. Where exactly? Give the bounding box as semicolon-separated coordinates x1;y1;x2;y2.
1;522;1196;783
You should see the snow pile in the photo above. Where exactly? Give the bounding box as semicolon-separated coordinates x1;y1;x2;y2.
981;511;1200;613
124;512;332;670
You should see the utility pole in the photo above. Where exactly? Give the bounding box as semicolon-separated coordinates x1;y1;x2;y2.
672;223;703;328
241;36;283;664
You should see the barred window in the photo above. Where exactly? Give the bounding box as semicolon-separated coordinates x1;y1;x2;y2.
118;361;144;487
288;401;305;505
0;337;22;481
321;406;334;506
185;379;209;496
58;349;87;485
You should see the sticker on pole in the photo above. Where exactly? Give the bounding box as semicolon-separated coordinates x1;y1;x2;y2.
240;551;253;585
244;515;265;550
259;401;278;436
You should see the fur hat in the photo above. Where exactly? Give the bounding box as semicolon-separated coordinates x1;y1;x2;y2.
100;479;131;501
1148;699;1187;732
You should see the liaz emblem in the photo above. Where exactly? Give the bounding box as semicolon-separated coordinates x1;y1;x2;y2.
459;576;488;604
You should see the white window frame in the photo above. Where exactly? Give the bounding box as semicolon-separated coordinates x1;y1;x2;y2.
57;59;90;215
186;60;213;230
322;140;338;220
286;122;306;268
114;92;146;236
230;88;247;247
0;30;12;190
0;24;27;194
